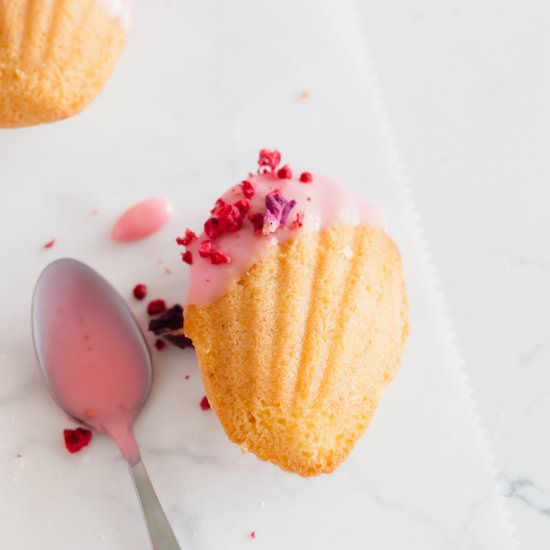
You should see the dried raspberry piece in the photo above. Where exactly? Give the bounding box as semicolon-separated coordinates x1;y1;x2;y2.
210;250;231;265
155;339;166;351
217;204;243;233
181;250;193;265
204;217;221;239
234;199;250;215
133;283;147;300
290;211;304;230
148;305;184;335
176;229;197;247
263;192;297;234
199;240;213;258
251;531;256;540
241;180;255;199
277;164;292;179
64;428;92;454
299;171;313;183
165;333;194;349
210;198;226;215
248;213;264;235
200;396;211;410
147;299;167;316
258;149;281;173
43;239;55;249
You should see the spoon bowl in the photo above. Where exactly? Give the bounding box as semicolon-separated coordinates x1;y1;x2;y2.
32;258;181;550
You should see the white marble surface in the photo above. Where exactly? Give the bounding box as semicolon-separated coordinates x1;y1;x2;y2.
0;1;522;548
358;2;550;549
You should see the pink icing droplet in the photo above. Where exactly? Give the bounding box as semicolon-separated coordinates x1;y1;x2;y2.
112;198;173;243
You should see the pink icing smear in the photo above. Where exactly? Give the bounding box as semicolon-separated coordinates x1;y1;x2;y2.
112;197;172;243
183;151;383;308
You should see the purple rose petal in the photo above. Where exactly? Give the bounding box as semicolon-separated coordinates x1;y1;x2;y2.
263;192;297;234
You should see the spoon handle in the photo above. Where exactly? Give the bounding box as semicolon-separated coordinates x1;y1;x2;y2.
129;459;182;549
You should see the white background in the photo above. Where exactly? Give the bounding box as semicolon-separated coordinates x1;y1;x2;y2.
358;1;549;548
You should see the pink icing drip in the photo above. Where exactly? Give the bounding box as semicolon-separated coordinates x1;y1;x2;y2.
112;197;173;243
186;174;383;308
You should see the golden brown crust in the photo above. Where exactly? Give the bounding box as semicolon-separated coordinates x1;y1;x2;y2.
185;225;409;477
0;0;126;127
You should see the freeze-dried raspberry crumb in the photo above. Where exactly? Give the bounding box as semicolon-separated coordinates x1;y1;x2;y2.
258;149;281;173
234;199;250;216
176;229;197;247
250;531;256;539
217;204;243;233
200;396;210;410
147;299;167;316
181;250;193;265
165;333;194;349
148;305;184;335
199;240;213;258
299;171;313;183
43;239;55;249
155;339;166;351
290;211;304;230
277;164;292;179
248;213;264;235
133;283;147;300
263;191;297;234
64;428;92;454
204;217;221;239
241;180;255;199
210;198;226;215
210;250;231;265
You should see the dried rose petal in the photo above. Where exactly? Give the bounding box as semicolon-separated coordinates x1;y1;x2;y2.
164;333;194;349
148;305;184;335
277;164;292;179
64;428;92;454
43;239;55;249
204;217;221;239
181;250;193;265
147;299;167;316
258;149;281;173
299;171;313;183
241;180;255;199
263;192;297;234
133;283;147;300
200;396;211;410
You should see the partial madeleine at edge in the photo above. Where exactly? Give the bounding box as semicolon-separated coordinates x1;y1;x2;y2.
0;0;126;127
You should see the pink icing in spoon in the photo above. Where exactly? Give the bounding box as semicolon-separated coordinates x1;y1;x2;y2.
112;197;173;243
32;259;150;463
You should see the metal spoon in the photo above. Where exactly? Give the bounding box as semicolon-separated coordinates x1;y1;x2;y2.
32;258;182;550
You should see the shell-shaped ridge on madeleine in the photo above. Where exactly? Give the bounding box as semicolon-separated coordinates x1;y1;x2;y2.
185;224;409;477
